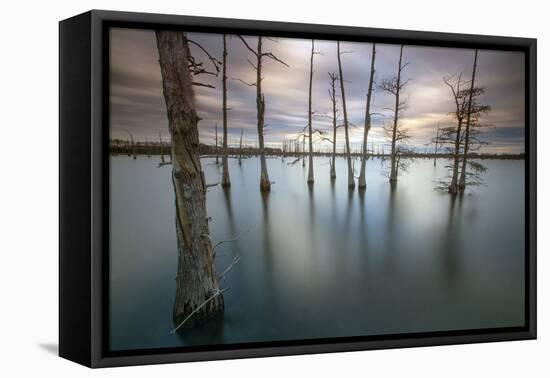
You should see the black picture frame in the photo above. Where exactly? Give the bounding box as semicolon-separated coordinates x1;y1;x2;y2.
59;9;537;368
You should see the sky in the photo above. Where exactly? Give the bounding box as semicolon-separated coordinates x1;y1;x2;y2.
110;27;526;154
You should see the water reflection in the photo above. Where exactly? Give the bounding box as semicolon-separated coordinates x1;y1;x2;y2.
440;193;464;288
260;192;279;317
383;181;398;272
221;187;243;284
223;187;236;232
109;156;526;351
358;190;369;257
174;312;225;346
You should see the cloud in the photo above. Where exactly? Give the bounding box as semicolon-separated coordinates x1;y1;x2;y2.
109;28;525;154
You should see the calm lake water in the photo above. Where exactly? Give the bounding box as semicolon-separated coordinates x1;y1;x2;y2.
109;155;525;351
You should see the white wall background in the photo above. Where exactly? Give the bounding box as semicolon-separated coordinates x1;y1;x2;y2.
0;0;547;376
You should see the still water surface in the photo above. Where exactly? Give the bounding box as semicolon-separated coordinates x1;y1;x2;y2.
110;156;525;351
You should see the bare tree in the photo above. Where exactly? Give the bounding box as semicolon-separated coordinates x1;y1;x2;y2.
306;40;322;185
358;43;376;190
440;64;490;193
302;135;306;167
336;41;355;189
236;35;289;192
328;72;339;179
159;131;165;164
379;44;410;182
307;40;315;184
125;131;136;159
156;30;223;328
145;137;151;157
214;122;219;165
459;49;478;191
458;88;490;188
221;34;231;187
381;121;411;177
433;123;440;167
238;128;244;165
442;73;469;193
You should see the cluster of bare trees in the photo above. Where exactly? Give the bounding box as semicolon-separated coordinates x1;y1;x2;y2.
153;31;492;330
156;36;425;196
293;40;378;190
298;42;412;189
435;49;490;193
139;36;492;199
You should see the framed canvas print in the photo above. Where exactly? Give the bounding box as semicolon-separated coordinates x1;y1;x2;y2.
59;10;536;368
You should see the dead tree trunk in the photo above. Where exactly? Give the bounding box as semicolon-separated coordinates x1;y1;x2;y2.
256;41;270;192
236;35;288;191
146;137;151;157
389;45;404;182
307;40;315;185
238;128;243;165
126;132;136;159
214;122;219;165
433;123;440;167
445;74;466;194
159;131;165;163
221;34;231;187
337;41;355;189
302;136;306;167
459;49;478;191
131;136;136;159
358;43;376;190
156;30;223;328
329;72;338;180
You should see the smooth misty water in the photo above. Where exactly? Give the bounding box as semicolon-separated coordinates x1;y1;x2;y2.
109;155;525;351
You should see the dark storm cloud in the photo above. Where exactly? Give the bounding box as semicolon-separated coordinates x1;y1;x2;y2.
110;28;525;153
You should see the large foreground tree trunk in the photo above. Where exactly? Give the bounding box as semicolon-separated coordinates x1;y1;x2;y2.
307;40;315;185
458;49;478;191
337;41;355;189
156;30;223;328
221;34;231;187
358;43;376;190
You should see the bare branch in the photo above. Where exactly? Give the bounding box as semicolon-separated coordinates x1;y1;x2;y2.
187;39;221;75
212;230;250;255
262;52;289;67
218;255;242;282
246;58;258;70
192;81;216;89
236;35;258;56
170;288;229;334
232;78;256;87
